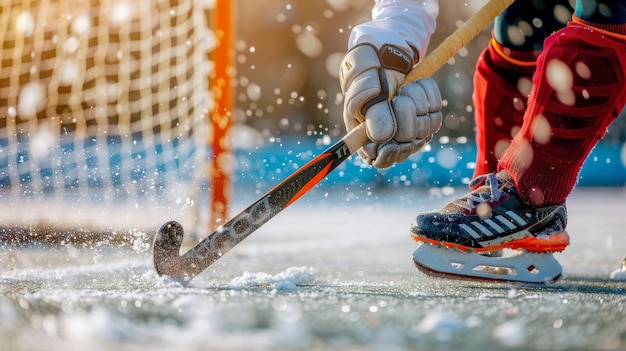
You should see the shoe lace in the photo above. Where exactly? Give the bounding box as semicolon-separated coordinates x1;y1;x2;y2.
453;173;506;210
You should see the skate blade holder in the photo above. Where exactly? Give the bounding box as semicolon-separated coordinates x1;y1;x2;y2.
412;243;562;284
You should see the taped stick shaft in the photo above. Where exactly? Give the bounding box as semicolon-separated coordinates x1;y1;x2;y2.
403;0;515;84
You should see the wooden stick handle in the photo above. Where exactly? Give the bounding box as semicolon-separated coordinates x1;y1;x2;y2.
403;0;515;84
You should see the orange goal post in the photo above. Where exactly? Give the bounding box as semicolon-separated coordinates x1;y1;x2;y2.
208;0;235;233
0;0;233;244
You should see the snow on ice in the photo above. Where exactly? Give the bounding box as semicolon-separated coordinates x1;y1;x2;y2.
226;266;317;291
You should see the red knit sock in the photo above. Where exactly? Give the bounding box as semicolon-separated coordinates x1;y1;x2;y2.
498;19;626;206
472;38;537;178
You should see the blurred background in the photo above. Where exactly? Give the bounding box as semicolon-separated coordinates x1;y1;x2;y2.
1;0;625;240
230;0;626;143
220;0;626;190
232;0;487;141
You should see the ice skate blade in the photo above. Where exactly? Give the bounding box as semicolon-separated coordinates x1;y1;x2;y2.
412;243;562;284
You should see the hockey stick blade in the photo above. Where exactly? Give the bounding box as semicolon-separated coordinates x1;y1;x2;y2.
153;0;515;281
153;137;360;280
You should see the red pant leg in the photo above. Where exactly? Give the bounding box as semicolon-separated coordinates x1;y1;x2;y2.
499;20;626;206
472;38;536;177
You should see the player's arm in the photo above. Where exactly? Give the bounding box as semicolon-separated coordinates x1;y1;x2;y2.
339;0;443;168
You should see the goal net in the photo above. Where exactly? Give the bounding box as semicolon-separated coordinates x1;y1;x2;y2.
0;0;212;243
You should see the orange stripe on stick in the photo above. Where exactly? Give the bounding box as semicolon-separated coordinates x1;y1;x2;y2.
284;156;334;208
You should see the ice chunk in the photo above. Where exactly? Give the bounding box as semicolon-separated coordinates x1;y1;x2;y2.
609;258;626;281
227;266;316;291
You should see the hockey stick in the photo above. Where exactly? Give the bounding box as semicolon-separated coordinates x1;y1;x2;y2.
153;0;515;281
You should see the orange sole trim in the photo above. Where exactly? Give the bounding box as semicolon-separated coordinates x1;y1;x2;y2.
411;231;570;253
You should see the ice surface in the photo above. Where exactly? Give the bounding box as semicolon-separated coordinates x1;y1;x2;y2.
0;186;625;351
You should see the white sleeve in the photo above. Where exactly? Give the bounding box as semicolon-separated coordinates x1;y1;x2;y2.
348;0;439;62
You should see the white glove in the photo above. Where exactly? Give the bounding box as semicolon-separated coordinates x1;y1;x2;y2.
339;43;443;168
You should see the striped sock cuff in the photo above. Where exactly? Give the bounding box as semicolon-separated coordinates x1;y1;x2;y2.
572;14;626;41
489;37;540;67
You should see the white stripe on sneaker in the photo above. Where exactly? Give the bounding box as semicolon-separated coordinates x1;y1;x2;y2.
462;212;529;240
495;215;517;230
484;219;505;233
460;223;482;239
506;211;528;226
472;221;493;237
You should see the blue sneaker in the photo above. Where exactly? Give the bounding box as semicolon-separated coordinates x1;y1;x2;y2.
410;171;570;253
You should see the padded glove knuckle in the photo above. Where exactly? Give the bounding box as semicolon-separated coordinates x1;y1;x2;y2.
418;78;443;112
359;141;379;165
365;100;396;142
415;115;431;139
398;83;429;115
392;96;418;142
429;111;443;134
372;141;400;169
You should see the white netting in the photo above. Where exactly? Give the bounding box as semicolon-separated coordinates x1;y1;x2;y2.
0;0;210;237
